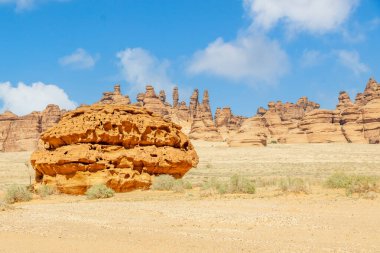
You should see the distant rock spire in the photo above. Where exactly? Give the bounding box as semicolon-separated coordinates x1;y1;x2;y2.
173;87;179;108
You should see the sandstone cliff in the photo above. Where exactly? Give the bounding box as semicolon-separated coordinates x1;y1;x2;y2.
229;78;380;146
0;105;65;152
2;78;380;151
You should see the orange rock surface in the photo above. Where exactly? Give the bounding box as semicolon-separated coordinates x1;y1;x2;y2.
30;104;198;194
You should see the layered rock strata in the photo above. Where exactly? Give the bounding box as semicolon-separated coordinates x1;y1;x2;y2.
229;78;380;146
30;104;199;194
0;105;65;152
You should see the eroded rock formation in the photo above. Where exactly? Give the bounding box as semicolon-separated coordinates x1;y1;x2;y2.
31;104;199;194
98;84;131;105
188;90;223;141
0;105;65;152
2;78;380;151
229;78;380;146
215;107;246;140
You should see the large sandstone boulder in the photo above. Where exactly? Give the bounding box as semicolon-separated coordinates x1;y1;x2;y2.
30;104;198;194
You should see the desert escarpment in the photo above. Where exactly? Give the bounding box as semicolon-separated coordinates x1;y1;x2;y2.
30;104;199;194
1;78;380;151
229;78;380;146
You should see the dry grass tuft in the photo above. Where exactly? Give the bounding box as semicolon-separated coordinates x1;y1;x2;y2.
36;185;56;198
201;174;256;196
151;175;176;191
85;184;115;200
4;184;33;204
151;175;193;193
325;172;379;196
278;177;311;194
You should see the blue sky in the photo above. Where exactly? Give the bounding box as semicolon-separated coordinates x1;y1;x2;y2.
0;0;379;116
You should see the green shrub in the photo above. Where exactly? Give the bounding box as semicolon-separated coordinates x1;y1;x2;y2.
151;175;176;191
85;184;115;200
4;184;33;204
279;177;310;194
325;172;352;189
36;185;56;198
325;173;379;196
229;174;256;194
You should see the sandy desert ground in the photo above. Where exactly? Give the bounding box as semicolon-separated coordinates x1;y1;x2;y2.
0;142;380;252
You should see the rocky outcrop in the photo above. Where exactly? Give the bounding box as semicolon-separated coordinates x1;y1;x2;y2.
298;110;347;143
361;98;380;144
189;90;223;141
172;87;179;108
2;78;380;151
0;105;65;152
98;85;131;105
336;91;353;111
30;104;199;194
228;116;268;147
215;107;246;140
229;78;380;146
140;85;170;117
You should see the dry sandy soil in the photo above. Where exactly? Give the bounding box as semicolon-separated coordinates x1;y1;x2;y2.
0;142;380;252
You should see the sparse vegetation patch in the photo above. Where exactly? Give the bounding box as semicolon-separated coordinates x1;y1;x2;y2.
4;184;33;204
201;174;256;196
36;185;56;198
151;175;193;193
85;184;115;200
151;175;176;191
278;177;311;194
325;172;379;196
229;174;256;194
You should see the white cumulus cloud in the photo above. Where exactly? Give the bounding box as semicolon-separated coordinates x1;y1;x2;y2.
187;33;289;84
0;82;77;116
0;0;68;11
336;50;369;75
117;48;173;92
59;48;98;70
245;0;359;34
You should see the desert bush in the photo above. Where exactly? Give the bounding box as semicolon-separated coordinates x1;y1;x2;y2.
229;174;256;194
201;175;255;195
325;173;379;196
4;184;33;204
182;180;193;190
172;180;185;193
279;177;310;194
151;175;193;192
325;172;352;189
36;185;56;198
150;175;176;191
85;184;115;200
202;178;228;195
